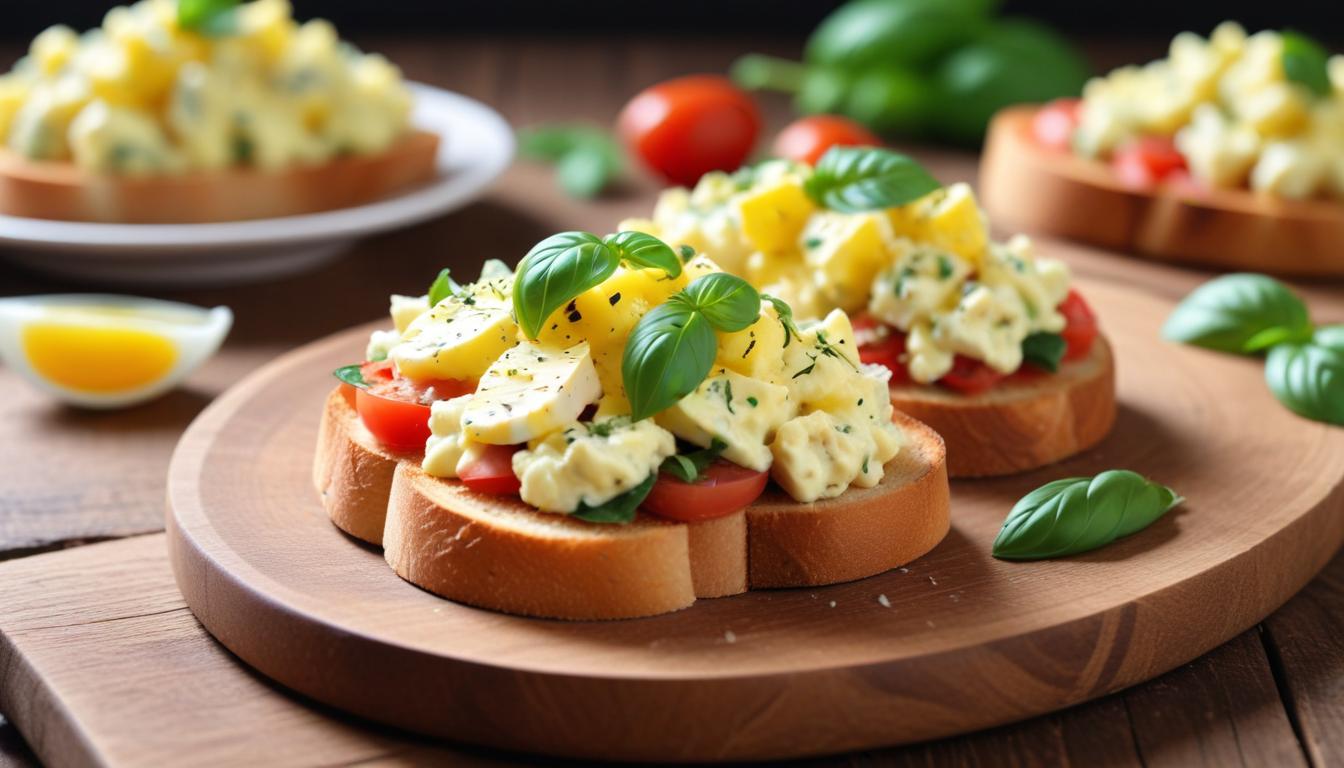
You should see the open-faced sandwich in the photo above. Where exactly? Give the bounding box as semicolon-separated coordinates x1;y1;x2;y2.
0;0;436;223
980;23;1344;275
620;151;1115;477
314;234;951;620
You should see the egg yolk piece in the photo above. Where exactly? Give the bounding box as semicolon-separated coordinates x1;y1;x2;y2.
22;321;178;393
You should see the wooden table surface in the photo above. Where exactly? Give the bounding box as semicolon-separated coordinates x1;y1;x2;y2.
1;34;1343;766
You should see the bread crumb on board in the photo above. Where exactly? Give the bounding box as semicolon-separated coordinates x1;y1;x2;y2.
723;630;737;644
877;594;891;608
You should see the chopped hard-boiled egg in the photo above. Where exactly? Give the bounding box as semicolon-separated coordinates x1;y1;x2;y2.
461;341;602;445
0;295;231;408
512;418;675;513
391;285;518;383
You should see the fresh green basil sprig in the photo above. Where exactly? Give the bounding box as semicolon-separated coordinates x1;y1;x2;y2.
1021;332;1066;372
1162;273;1312;353
427;268;461;306
623;273;762;421
803;146;941;213
178;0;239;35
1265;327;1344;426
572;473;656;524
332;364;368;389
1165;274;1341;425
517;124;624;199
993;470;1183;560
512;230;681;340
1282;31;1332;99
661;439;729;484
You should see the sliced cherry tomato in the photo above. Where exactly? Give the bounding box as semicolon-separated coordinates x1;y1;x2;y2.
851;313;912;385
642;460;768;523
1031;98;1081;151
1058;290;1099;361
458;444;523;496
773;115;882;166
355;387;432;453
618;74;761;187
1111;135;1187;188
938;355;1006;395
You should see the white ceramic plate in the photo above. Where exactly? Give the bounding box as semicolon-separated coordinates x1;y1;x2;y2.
0;84;514;287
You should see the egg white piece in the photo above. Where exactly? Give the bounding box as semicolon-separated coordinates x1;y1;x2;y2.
0;294;232;409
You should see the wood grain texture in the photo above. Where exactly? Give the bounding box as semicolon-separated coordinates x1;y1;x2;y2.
888;336;1115;478
163;274;1344;761
0;533;1323;768
980;107;1344;277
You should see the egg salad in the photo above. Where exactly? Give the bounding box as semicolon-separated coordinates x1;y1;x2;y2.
343;236;908;522
0;0;412;175
620;160;1093;390
1072;23;1344;200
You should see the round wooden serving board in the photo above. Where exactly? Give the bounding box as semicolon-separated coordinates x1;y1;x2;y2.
980;106;1344;277
167;276;1344;763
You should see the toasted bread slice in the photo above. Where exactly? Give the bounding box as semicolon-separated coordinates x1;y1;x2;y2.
0;129;439;224
746;412;949;588
981;107;1344;276
315;386;951;619
888;336;1115;478
313;387;411;547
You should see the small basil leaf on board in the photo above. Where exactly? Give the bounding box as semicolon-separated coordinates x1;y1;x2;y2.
659;438;729;483
332;364;368;389
571;473;656;524
178;0;239;35
804;146;942;213
1265;342;1344;426
992;470;1183;560
1161;273;1312;354
427;268;460;306
622;303;718;422
1021;332;1066;372
555;147;617;199
513;232;618;340
681;273;761;332
603;231;682;277
517;125;624;199
1282;31;1332;99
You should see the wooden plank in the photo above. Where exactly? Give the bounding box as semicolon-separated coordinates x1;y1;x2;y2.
1124;630;1306;767
1264;549;1344;766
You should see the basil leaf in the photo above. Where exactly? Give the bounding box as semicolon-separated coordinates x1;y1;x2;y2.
513;231;618;340
1313;324;1344;351
1282;31;1331;99
333;364;368;389
1265;341;1344;426
518;125;623;199
622;302;718;422
178;0;239;35
1022;332;1066;372
681;273;760;332
993;470;1183;561
427;268;460;306
659;438;729;483
1162;273;1312;354
804;146;942;213
571;473;656;524
555;146;619;199
603;231;682;278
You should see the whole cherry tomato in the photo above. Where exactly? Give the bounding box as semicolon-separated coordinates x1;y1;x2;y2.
773;114;881;166
618;75;761;186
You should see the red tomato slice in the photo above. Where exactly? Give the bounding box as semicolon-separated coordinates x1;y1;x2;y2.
642;460;768;523
773;114;882;166
852;313;912;385
1058;290;1099;361
355;387;432;453
458;444;523;496
1032;98;1081;151
938;355;1006;395
1111;135;1187;188
618;74;761;187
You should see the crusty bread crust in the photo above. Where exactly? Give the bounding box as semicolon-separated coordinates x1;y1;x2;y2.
313;387;409;547
889;336;1116;478
746;412;950;588
981;107;1344;276
0;129;439;224
315;385;951;620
